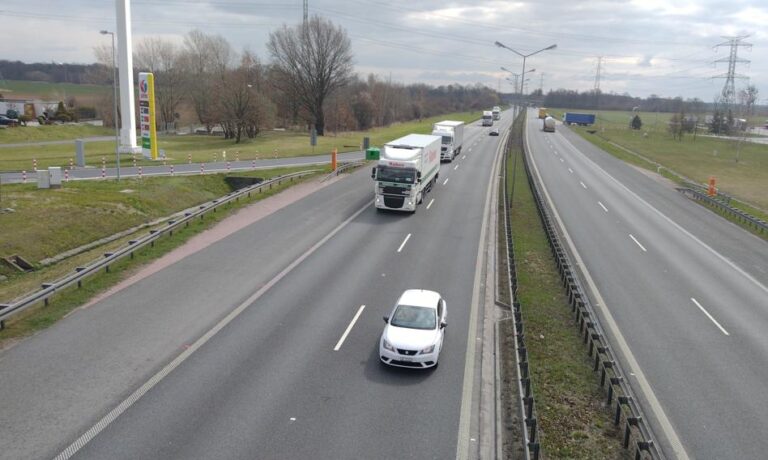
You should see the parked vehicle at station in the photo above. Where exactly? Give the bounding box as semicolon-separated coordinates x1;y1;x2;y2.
543;116;556;132
432;120;465;162
380;289;447;369
371;134;441;213
482;111;494;126
562;112;596;126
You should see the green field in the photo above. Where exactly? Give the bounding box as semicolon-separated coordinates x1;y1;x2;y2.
0;111;482;172
551;108;768;211
0;80;109;99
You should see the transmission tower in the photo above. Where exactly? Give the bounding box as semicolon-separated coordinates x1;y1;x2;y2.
303;0;308;25
713;35;751;105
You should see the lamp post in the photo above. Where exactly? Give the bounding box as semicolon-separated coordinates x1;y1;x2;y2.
495;42;556;105
502;67;535;104
100;30;120;180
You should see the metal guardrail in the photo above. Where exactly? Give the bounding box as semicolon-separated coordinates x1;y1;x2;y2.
499;111;540;460
521;117;662;459
678;187;768;234
0;170;320;328
321;159;368;181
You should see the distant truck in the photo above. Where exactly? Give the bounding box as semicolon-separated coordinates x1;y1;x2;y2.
432;120;465;162
372;134;441;213
482;111;494;126
492;106;501;120
538;108;547;119
542;116;555;132
562;112;596;126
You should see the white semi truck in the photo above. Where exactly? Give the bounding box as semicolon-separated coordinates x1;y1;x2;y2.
372;134;441;212
482;111;494;126
492;106;501;120
432;120;465;162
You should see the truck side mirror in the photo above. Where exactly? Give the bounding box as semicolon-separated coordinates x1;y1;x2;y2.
416;171;422;182
371;167;376;179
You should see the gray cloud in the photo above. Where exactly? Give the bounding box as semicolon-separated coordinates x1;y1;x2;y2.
1;0;765;100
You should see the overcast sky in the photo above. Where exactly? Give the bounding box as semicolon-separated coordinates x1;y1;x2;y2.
2;0;766;102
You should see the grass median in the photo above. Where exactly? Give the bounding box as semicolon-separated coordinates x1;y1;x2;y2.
500;115;623;458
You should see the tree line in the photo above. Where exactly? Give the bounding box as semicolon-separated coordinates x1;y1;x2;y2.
76;16;499;143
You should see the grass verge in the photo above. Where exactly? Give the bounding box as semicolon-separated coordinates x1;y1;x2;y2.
0;167;324;346
500;114;624;459
0;111;481;171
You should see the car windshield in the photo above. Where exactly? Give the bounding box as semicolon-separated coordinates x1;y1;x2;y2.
390;305;436;330
377;166;415;184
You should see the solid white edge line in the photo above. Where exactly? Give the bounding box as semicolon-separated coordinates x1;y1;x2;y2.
426;198;435;210
334;305;366;351
397;233;412;253
598;201;609;213
443;178;450;185
455;123;504;460
524;117;690;459
691;298;729;336
53;198;375;460
629;234;648;252
558;134;768;296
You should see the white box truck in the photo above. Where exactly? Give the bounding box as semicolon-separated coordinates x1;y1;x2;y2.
482;111;493;126
432;120;465;162
371;134;441;212
492;106;501;120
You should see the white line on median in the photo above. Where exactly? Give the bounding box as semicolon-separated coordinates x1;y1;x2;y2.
580;181;587;189
691;298;729;335
598;201;608;213
427;198;435;209
629;234;647;252
334;305;366;350
443;178;449;185
397;233;412;253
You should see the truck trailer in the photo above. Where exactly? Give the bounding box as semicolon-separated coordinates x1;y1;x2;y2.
492;106;501;120
372;134;441;213
432;120;465;162
562;112;596;126
482;111;494;126
542;116;555;132
538;108;547;119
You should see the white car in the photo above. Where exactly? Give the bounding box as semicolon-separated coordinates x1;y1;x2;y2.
379;289;447;369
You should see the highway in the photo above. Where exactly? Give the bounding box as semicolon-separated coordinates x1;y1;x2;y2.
525;110;768;459
0;116;510;459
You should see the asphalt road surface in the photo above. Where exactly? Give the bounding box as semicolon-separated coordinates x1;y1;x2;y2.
525;110;768;459
0;116;510;459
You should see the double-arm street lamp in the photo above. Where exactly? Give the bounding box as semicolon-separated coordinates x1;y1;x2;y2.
501;66;536;95
100;29;120;180
495;41;556;101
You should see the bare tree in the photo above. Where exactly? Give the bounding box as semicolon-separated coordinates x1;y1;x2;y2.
134;37;185;131
180;30;234;132
216;51;274;143
267;15;353;136
739;85;759;116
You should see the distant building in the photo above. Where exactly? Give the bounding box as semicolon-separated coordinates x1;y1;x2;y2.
0;98;60;119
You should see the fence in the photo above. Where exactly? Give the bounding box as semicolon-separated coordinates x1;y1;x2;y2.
0;170;320;328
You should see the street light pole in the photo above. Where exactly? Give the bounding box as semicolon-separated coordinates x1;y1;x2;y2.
495;42;556;106
501;66;535;106
101;30;120;180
